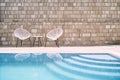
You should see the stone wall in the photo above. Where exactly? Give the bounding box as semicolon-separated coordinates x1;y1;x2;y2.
0;0;120;46
0;22;120;47
0;0;120;23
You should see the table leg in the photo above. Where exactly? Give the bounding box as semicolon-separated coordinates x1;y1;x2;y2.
33;38;36;46
20;40;22;46
29;38;32;47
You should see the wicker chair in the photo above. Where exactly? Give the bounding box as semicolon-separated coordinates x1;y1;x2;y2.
45;27;63;47
14;28;31;47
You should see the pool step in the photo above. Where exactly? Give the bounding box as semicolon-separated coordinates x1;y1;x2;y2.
64;58;120;71
56;60;120;80
71;56;120;66
79;54;118;61
56;60;120;77
46;59;120;80
45;63;93;80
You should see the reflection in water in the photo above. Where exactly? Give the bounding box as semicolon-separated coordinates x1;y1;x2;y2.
32;53;43;56
15;53;30;61
31;53;43;58
46;53;63;60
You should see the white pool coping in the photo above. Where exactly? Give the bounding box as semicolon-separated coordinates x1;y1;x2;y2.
0;45;120;58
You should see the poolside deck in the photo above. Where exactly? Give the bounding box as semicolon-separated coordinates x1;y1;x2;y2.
0;45;120;58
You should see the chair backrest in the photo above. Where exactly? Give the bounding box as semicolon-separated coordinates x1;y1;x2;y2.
46;27;63;40
14;28;31;40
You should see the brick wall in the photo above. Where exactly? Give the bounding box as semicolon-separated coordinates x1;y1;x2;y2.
0;0;120;46
0;22;120;47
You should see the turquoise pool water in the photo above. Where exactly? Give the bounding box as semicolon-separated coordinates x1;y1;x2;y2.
0;53;120;80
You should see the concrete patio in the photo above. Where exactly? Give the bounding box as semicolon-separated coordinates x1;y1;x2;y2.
0;45;120;58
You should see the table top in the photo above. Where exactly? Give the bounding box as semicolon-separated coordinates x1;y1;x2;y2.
32;35;43;38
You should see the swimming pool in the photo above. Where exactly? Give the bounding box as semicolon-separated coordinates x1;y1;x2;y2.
0;53;120;80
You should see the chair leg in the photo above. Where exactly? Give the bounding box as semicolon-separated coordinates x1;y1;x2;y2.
38;37;40;46
39;37;42;46
55;39;59;47
16;38;19;47
45;38;47;47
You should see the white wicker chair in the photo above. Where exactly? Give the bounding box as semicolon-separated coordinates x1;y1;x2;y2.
45;27;63;47
14;28;31;47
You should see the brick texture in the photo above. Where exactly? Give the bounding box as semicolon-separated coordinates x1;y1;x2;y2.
0;0;120;46
0;22;120;46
